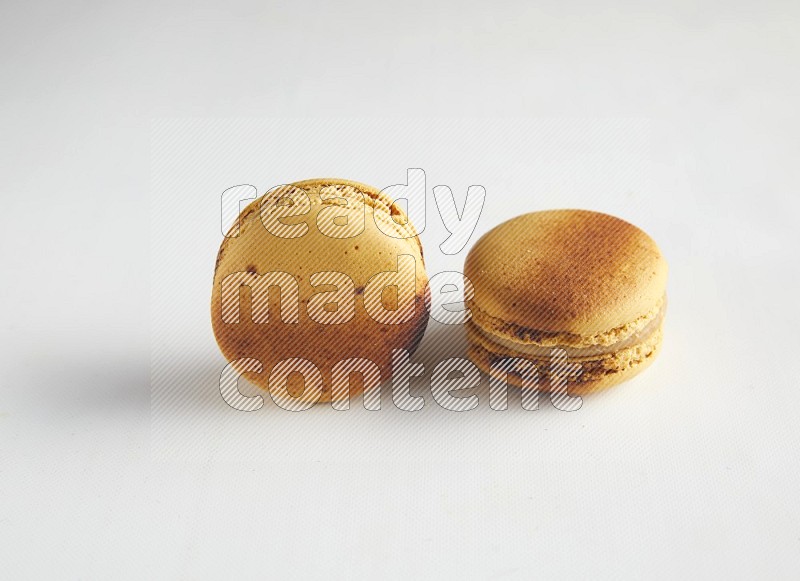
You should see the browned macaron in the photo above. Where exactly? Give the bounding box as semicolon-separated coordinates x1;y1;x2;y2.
211;178;429;405
464;210;667;394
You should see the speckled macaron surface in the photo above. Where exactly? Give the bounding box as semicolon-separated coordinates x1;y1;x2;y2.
211;178;429;403
464;210;668;393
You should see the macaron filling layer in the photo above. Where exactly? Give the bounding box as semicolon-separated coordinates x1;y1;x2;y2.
473;303;664;360
468;294;666;349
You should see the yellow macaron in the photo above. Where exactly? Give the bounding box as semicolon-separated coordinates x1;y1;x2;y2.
211;178;429;404
464;209;667;393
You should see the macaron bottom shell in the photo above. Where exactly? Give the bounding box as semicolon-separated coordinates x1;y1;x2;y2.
218;309;429;404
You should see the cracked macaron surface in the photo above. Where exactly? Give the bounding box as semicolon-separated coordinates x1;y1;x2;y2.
464;209;668;393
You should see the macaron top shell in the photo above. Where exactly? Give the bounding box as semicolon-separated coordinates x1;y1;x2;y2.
464;210;667;338
212;176;428;310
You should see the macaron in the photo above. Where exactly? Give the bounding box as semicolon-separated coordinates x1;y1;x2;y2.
464;210;667;393
211;178;429;405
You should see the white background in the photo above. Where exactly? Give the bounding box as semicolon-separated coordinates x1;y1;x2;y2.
2;1;799;579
